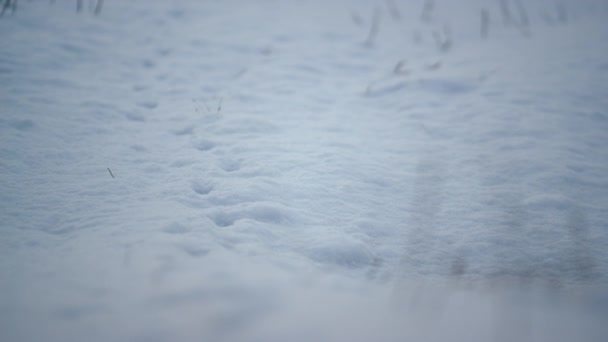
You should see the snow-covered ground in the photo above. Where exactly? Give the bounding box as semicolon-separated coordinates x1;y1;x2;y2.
1;0;607;341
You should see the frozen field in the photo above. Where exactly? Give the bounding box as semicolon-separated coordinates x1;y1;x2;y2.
1;0;607;341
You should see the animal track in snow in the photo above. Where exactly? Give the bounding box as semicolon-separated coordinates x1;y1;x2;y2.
162;222;191;234
172;125;195;136
219;159;241;172
170;159;194;168
193;139;215;151
416;78;477;95
176;243;209;258
191;181;213;195
207;203;294;228
137;101;158;110
125;112;146;122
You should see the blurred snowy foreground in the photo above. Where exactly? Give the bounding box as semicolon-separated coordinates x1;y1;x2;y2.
1;0;608;341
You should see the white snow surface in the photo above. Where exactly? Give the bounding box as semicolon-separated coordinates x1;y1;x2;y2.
1;0;608;341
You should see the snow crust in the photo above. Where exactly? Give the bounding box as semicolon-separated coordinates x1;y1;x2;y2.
1;0;607;341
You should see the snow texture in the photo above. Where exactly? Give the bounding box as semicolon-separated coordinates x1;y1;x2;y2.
1;0;607;341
